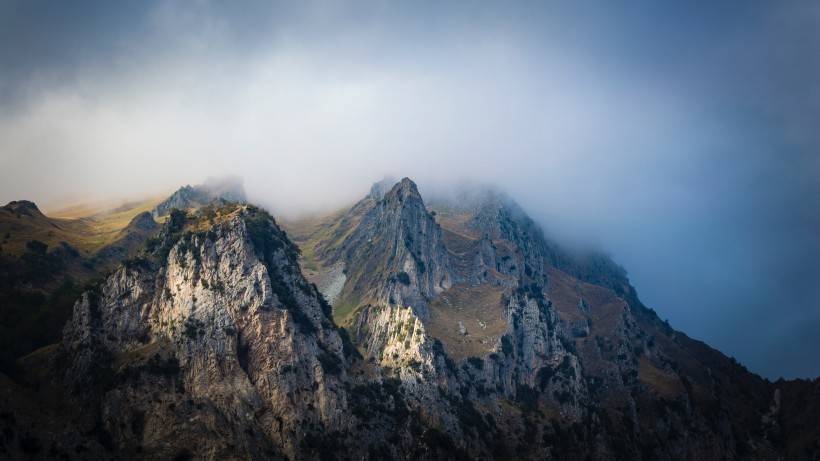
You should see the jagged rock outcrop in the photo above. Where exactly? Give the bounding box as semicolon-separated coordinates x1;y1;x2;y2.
284;178;799;460
58;205;352;459
153;176;247;218
2;178;818;460
1;200;44;218
324;178;453;316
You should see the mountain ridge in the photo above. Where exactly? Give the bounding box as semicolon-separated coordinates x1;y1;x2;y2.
152;177;247;218
0;177;817;460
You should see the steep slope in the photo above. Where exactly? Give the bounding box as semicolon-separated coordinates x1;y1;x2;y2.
1;203;492;460
1;198;162;257
1;178;818;460
91;211;160;270
3;205;351;459
316;178;454;322
0;183;242;374
283;178;812;460
0;201;161;373
429;188;783;459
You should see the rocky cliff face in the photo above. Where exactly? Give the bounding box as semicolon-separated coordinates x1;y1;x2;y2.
1;179;818;460
323;178;453;317
53;205;354;459
285;178;808;460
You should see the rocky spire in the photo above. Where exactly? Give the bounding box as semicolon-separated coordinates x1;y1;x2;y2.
333;177;454;316
2;200;44;218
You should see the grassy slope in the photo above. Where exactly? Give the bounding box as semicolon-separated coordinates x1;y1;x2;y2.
426;283;507;360
0;197;162;256
0;196;163;373
281;203;370;325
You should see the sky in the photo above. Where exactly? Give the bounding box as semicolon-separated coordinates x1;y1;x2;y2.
0;0;818;379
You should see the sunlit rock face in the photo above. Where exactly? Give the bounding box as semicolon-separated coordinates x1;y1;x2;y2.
61;206;351;459
321;177;454;317
285;177;792;460
3;178;814;460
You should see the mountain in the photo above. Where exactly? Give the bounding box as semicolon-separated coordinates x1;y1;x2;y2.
289;178;819;460
0;177;817;460
0;199;161;373
152;176;246;218
89;211;160;271
312;178;454;321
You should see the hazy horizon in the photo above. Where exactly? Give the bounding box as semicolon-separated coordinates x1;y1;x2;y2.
1;1;818;379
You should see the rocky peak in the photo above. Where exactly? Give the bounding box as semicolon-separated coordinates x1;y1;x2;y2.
6;184;815;460
59;203;352;459
152;176;247;217
2;200;44;218
383;177;422;203
331;178;454;316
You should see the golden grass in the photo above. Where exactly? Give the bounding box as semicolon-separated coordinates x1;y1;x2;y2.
638;356;684;398
282;206;355;270
426;283;508;360
334;302;362;326
88;197;162;234
547;267;626;334
431;208;481;239
0;196;162;255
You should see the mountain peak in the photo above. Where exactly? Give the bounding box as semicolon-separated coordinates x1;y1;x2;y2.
153;176;247;217
318;175;453;317
384;177;421;202
2;200;43;217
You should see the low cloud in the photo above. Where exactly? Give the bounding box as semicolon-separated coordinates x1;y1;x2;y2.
0;0;817;378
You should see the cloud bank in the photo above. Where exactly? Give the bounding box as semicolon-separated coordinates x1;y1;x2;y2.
0;0;818;378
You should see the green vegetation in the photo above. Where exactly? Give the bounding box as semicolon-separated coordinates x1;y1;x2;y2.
0;197;161;256
332;302;360;324
467;357;484;370
244;206;308;324
537;366;554;389
183;318;205;340
317;350;342;375
395;271;411;285
338;327;362;360
289;308;317;334
0;240;86;373
501;334;514;356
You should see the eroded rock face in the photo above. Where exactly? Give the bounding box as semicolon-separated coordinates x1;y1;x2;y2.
326;178;454;316
8;179;815;460
293;179;792;460
61;206;350;459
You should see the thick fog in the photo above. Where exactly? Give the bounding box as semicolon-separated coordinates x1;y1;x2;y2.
0;1;818;378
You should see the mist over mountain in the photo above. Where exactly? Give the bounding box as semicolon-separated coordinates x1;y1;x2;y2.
0;1;817;379
0;2;818;458
0;176;817;460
